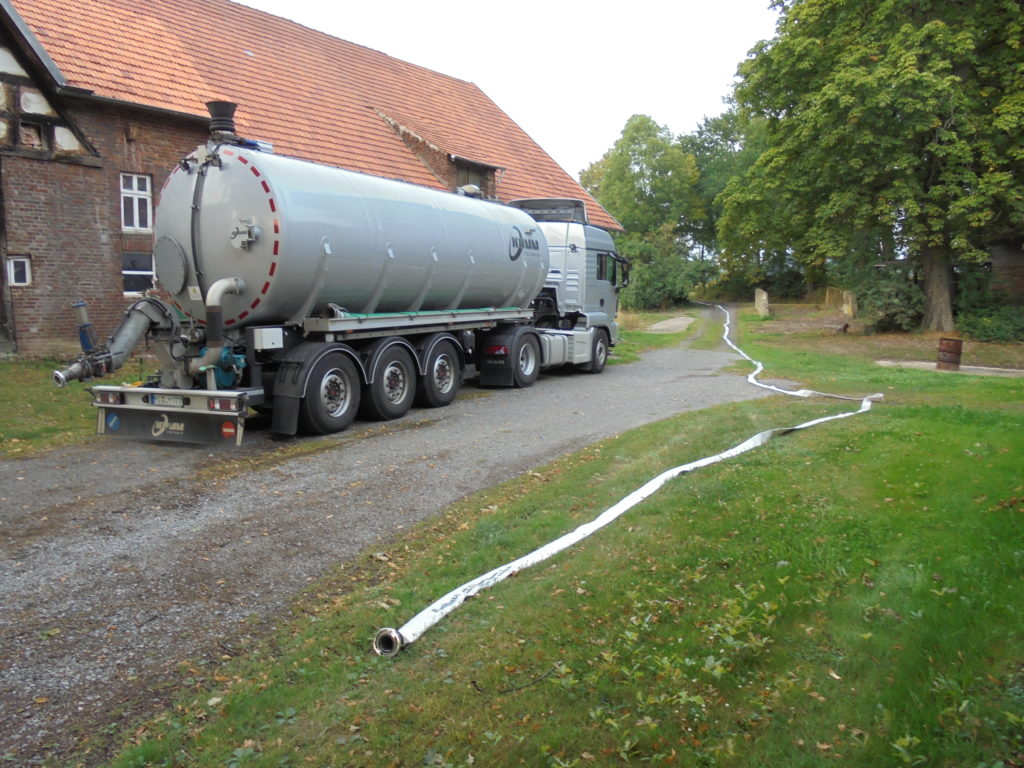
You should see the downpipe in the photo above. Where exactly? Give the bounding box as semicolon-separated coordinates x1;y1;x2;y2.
53;298;177;386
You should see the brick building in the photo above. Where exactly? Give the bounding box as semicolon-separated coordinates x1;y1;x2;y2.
0;0;618;355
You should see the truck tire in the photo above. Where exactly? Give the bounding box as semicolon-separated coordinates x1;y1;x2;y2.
416;339;461;408
582;329;609;374
512;333;540;388
362;345;416;420
299;352;361;434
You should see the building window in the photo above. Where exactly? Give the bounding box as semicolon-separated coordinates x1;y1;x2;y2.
6;256;32;286
456;163;485;189
452;158;496;197
122;251;153;294
121;173;152;232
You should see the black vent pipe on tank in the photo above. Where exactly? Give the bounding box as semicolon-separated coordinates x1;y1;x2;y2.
207;101;238;138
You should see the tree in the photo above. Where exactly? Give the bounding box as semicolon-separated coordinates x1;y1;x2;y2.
679;109;768;259
720;0;1024;330
581;115;706;309
582;114;702;255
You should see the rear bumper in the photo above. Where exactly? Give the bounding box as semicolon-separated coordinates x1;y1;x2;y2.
91;386;262;446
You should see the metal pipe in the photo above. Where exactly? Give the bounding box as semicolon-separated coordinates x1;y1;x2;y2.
53;298;176;386
205;275;246;309
187;277;245;377
53;359;92;388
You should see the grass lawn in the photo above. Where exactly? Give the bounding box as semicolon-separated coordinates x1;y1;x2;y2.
0;358;97;456
7;306;1024;767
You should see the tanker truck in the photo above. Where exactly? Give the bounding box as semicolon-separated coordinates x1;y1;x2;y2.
53;103;628;445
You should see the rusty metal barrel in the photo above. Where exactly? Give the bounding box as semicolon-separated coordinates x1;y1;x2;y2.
937;337;963;371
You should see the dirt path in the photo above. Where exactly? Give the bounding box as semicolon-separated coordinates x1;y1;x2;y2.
1;320;777;765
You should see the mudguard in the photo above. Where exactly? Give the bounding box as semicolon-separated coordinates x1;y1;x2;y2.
270;342;365;435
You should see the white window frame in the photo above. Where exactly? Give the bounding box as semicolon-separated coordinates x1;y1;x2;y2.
6;256;32;286
120;173;152;232
122;251;154;296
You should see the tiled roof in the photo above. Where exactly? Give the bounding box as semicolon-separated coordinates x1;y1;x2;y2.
9;0;620;229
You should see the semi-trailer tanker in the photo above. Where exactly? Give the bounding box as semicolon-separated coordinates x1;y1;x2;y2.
54;103;629;445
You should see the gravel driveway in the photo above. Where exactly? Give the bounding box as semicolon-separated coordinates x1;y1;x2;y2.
1;319;776;765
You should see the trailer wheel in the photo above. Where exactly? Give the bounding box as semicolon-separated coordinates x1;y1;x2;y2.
512;333;540;388
582;329;609;374
362;345;416;420
300;352;361;434
416;340;461;408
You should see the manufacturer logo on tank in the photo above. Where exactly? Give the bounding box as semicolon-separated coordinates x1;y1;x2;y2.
508;226;539;261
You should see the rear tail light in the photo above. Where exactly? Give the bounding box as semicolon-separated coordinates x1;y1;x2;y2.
95;391;125;405
484;345;509;356
207;397;237;411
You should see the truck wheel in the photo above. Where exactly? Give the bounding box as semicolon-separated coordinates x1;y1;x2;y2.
582;329;609;374
300;352;361;434
362;345;416;420
512;333;540;388
416;340;461;407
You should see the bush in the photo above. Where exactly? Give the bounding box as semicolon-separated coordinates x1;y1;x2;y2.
620;257;693;310
700;270;757;301
762;266;807;299
953;264;1024;342
859;272;924;332
957;305;1024;342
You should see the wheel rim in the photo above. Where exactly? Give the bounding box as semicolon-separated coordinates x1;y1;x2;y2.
432;353;454;394
518;342;537;377
596;337;607;366
382;361;409;404
320;368;352;417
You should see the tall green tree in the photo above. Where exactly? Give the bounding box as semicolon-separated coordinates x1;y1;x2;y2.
582;114;702;255
679;109;768;259
719;0;1024;330
583;115;706;309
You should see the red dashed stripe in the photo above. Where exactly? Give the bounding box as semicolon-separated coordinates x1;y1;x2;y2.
194;150;282;327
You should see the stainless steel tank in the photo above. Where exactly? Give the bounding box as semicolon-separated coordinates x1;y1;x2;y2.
153;145;549;330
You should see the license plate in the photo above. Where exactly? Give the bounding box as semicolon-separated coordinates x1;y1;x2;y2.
154;394;184;407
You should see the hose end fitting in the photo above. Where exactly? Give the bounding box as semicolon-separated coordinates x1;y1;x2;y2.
372;628;404;657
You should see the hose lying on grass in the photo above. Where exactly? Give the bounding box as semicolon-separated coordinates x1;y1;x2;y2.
373;304;883;657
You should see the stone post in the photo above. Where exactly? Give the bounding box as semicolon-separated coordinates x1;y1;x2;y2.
754;288;770;317
842;291;857;318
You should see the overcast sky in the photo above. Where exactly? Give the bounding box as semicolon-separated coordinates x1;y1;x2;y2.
233;0;781;179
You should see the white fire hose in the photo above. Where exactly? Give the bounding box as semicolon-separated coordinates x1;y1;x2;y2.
373;304;883;656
